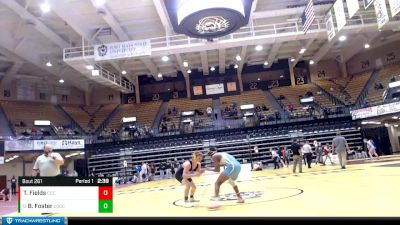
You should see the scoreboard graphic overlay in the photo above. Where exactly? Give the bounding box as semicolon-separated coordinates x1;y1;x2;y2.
18;177;113;214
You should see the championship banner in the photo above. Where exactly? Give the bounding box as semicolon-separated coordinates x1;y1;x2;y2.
350;101;400;120
94;39;151;61
334;0;346;32
364;0;374;9
5;139;85;151
325;10;336;41
389;0;400;17
347;0;360;18
374;0;390;29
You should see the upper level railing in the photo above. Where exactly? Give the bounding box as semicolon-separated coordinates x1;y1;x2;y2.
63;12;397;60
95;65;134;92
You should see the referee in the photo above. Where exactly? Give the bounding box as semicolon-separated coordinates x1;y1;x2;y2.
32;144;64;177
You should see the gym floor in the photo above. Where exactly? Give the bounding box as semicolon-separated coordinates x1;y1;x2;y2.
3;155;400;217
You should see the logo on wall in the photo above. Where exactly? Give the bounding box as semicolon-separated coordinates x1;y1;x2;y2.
361;60;370;69
268;80;279;89
250;82;258;90
152;93;160;101
128;96;135;104
386;52;396;62
196;16;230;34
296;76;305;85
173;91;179;99
97;44;108;57
317;70;326;78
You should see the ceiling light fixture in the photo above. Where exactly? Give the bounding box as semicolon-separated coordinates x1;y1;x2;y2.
364;43;370;49
187;69;192;73
234;64;238;69
157;73;163;78
161;56;169;62
338;35;347;42
46;61;52;67
255;45;263;51
309;60;315;65
92;70;100;76
183;61;189;67
86;65;94;70
121;70;127;75
40;2;51;13
59;79;64;84
94;0;106;7
210;66;215;71
263;61;268;66
235;55;241;61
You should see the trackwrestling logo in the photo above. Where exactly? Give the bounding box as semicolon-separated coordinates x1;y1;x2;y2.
2;217;64;225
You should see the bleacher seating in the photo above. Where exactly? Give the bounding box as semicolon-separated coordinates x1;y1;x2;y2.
220;90;276;119
1;101;68;135
270;84;328;118
62;104;117;133
367;64;400;106
345;70;371;104
107;102;162;131
163;98;213;132
87;121;363;176
314;70;372;105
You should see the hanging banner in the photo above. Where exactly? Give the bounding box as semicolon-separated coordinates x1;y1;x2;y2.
334;0;347;32
364;0;375;9
325;10;336;41
389;0;400;17
350;101;400;120
0;141;4;164
374;0;390;29
94;39;151;61
4;139;85;151
347;0;360;18
205;83;225;95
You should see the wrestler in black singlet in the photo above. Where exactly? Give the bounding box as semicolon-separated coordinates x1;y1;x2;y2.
175;160;198;183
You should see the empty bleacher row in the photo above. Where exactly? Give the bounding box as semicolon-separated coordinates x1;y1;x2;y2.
313;70;372;105
367;63;400;106
270;84;338;118
220;90;277;119
62;104;117;133
161;98;213;133
87;120;363;176
0;101;69;136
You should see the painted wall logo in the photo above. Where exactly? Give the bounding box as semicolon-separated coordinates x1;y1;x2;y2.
97;44;108;56
7;217;13;224
196;16;229;34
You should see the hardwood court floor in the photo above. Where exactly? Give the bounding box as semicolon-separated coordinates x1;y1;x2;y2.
6;156;400;217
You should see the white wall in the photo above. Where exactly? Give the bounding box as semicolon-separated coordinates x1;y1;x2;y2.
91;86;120;105
347;41;400;75
310;59;341;81
388;126;400;153
0;79;84;105
0;159;25;178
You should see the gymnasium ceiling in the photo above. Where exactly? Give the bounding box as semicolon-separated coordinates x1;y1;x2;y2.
0;0;400;92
